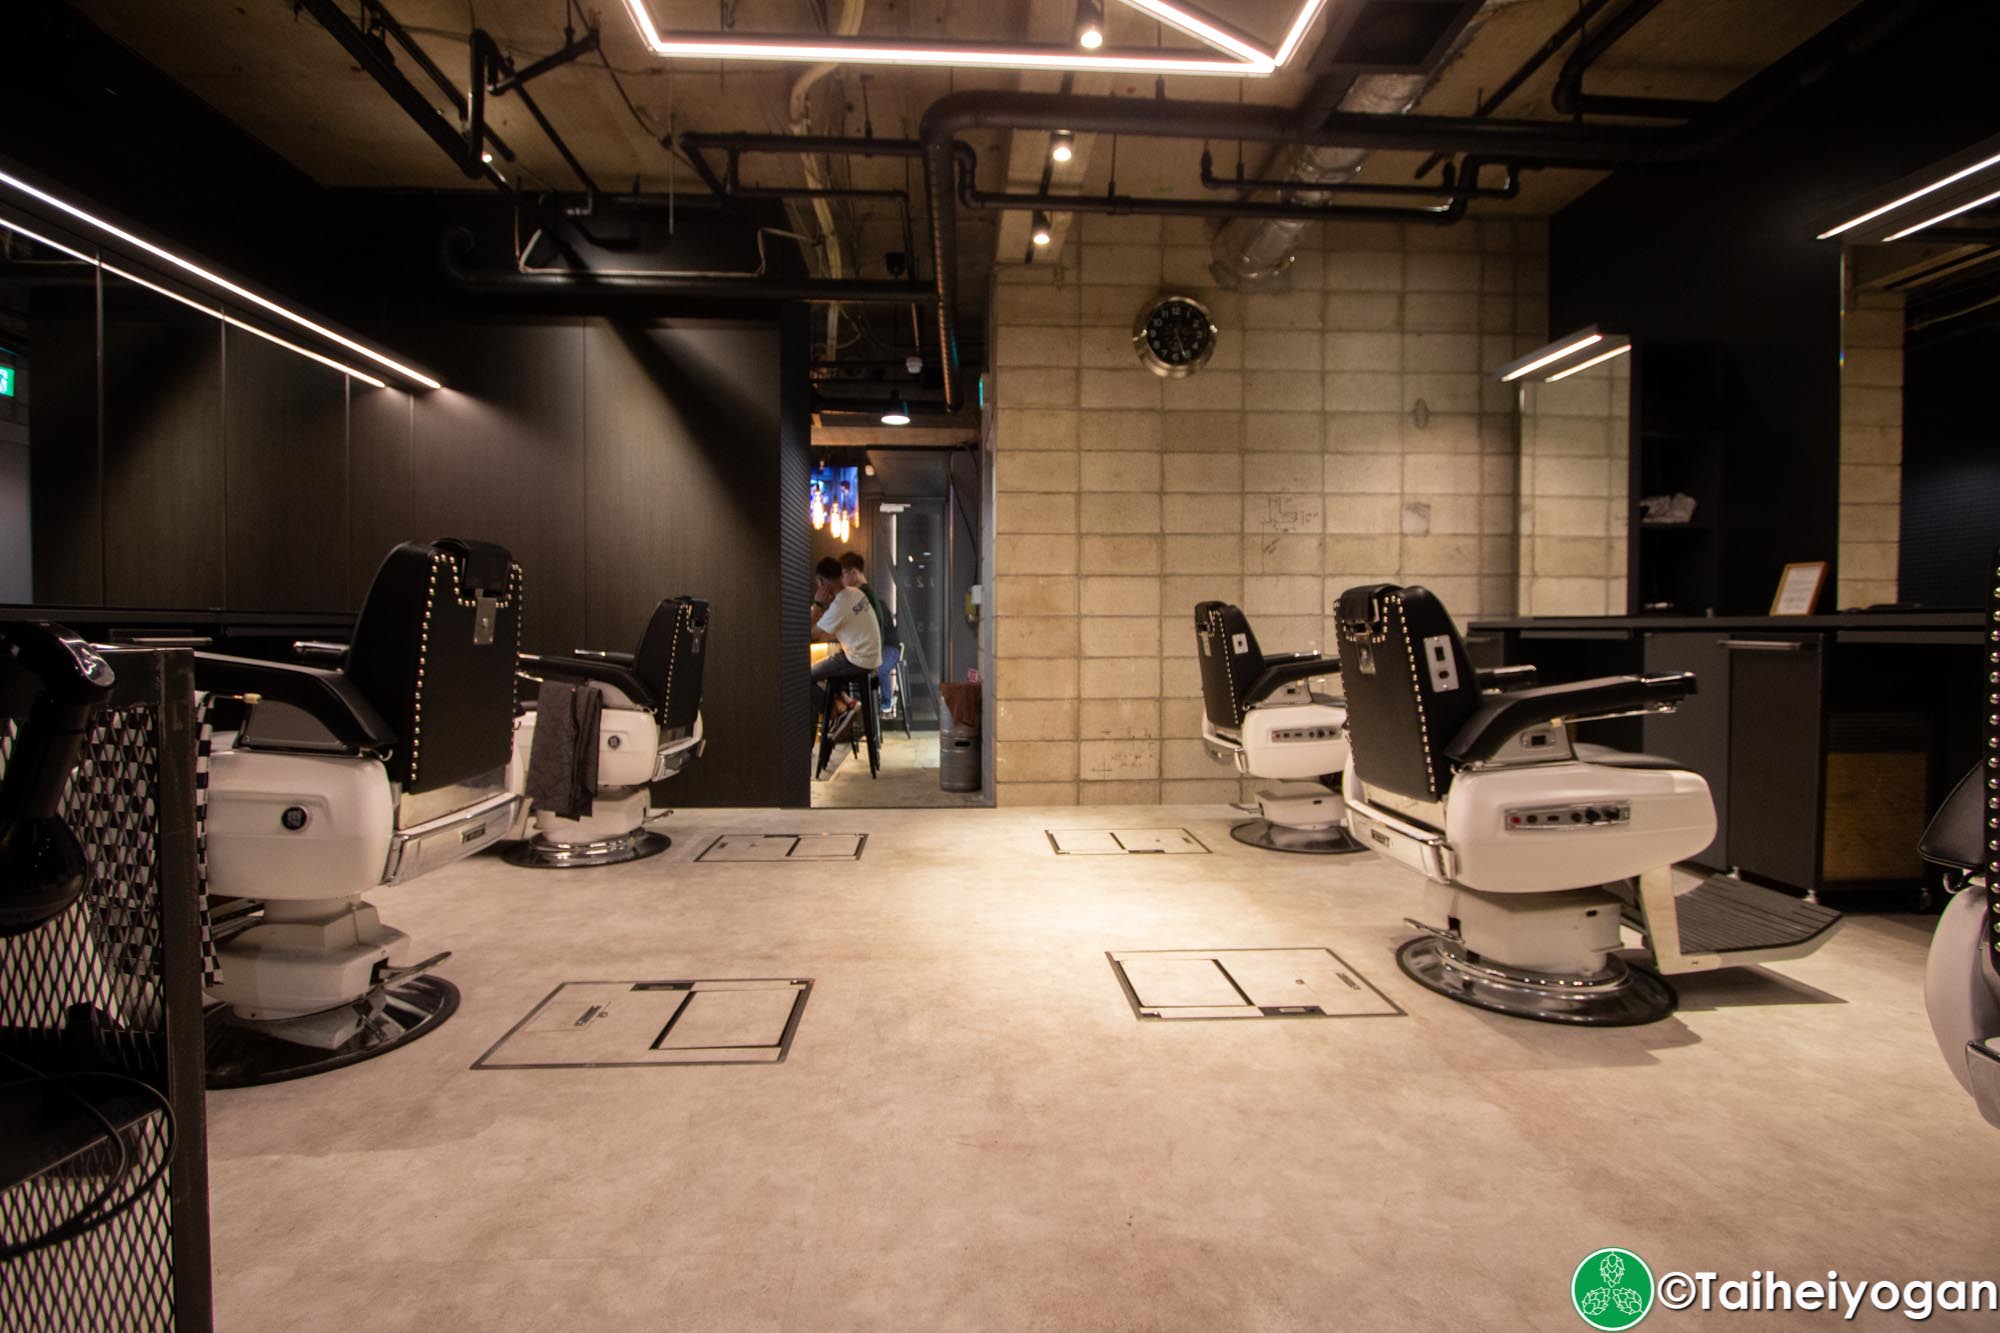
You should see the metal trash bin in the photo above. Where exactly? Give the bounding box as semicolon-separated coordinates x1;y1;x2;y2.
938;682;982;793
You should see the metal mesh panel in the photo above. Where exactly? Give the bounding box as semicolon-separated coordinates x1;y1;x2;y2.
0;703;187;1332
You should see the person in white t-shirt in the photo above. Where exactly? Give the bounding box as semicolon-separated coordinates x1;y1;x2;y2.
810;555;882;723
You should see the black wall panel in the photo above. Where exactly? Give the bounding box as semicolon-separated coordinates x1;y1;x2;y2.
99;290;224;608
1549;0;2000;614
29;306;802;807
26;291;100;604
347;387;416;606
405;322;590;656
222;327;348;611
580;319;786;807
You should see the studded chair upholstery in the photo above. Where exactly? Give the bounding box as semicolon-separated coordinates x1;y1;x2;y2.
506;597;710;867
194;539;526;1082
1923;543;2000;1126
1334;582;1835;1026
1193;601;1358;853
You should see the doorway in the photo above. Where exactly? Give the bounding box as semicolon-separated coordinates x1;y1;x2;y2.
811;446;983;808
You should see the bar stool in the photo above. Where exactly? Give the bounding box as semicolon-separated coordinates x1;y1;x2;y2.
816;667;881;781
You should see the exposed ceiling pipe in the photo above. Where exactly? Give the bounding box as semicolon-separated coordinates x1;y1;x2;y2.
789;0;867;355
1208;0;1529;292
917;0;1941;411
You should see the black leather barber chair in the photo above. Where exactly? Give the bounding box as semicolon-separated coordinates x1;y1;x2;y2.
1194;601;1362;854
196;539;526;1085
1335;583;1839;1026
506;596;709;868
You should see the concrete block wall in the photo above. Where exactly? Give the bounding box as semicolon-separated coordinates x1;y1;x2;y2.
987;215;1549;807
1517;355;1631;616
1839;273;1904;609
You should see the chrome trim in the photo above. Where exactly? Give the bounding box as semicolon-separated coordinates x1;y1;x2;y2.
383;789;523;885
1343;790;1455;881
397;768;509;829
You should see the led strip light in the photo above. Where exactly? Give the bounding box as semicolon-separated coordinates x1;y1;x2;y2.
1545;342;1631;383
1817;149;2000;241
0;168;439;389
0;215;391;388
1500;331;1603;382
621;0;1331;76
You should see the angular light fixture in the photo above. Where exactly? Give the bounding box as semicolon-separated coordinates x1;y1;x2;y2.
0;214;389;388
1050;130;1076;164
620;0;1332;77
0;167;438;389
1030;212;1054;247
1545;342;1632;383
1815;134;2000;244
1496;327;1630;384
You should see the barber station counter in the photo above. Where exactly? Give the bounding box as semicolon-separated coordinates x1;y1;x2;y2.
0;604;356;658
1466;612;1985;901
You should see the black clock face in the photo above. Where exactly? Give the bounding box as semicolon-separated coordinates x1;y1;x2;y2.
1142;299;1214;368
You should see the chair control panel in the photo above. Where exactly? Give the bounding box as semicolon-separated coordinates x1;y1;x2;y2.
1504;802;1631;830
1270;726;1343;743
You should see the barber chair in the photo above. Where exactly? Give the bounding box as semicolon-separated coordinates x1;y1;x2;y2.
1921;765;2000;1126
506;597;709;868
1335;583;1839;1026
196;538;526;1085
1194;602;1362;854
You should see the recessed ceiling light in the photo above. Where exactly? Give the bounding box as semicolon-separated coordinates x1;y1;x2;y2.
1882;184;2000;243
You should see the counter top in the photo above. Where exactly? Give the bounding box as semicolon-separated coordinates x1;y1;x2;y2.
1470;611;1983;639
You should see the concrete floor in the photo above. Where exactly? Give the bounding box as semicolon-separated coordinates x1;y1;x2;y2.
207;805;2000;1331
813;730;985;809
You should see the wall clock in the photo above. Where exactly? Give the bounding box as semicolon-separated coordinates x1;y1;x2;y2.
1133;294;1217;378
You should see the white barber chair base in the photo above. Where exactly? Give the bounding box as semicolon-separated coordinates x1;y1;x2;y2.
1230;782;1366;856
1926;887;2000;1128
502;708;702;869
505;790;671;869
1396;881;1676;1027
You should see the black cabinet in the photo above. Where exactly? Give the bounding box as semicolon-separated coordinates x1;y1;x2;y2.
1722;635;1826;893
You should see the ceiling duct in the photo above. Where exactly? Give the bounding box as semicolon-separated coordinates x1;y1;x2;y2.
1210;0;1527;291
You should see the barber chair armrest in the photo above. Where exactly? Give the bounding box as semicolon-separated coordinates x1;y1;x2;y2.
518;652;660;711
1244;653;1338;707
193;653;396;753
1476;663;1537;689
569;649;637;665
292;639;350;666
1444;672;1696;764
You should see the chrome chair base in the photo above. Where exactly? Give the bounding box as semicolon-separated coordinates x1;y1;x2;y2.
502;829;670;869
1229;818;1367;856
1395;934;1676;1027
205;975;460;1088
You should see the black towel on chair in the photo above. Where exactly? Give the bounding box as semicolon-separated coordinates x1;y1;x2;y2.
526;680;602;819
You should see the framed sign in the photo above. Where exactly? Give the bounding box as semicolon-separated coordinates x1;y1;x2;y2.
1770;561;1828;615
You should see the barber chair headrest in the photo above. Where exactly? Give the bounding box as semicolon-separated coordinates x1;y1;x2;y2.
1334;583;1481;803
1193;601;1264;731
346;539;524;795
434;537;514;595
633;597;709;733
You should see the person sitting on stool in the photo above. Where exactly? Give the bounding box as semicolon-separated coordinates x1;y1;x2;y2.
811;555;882;731
839;552;900;713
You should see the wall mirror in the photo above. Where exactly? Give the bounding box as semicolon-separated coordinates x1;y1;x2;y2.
1503;328;1634;617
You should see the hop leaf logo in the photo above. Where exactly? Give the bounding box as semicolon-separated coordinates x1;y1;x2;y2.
1571;1249;1654;1330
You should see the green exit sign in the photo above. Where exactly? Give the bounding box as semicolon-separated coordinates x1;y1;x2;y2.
0;366;13;397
